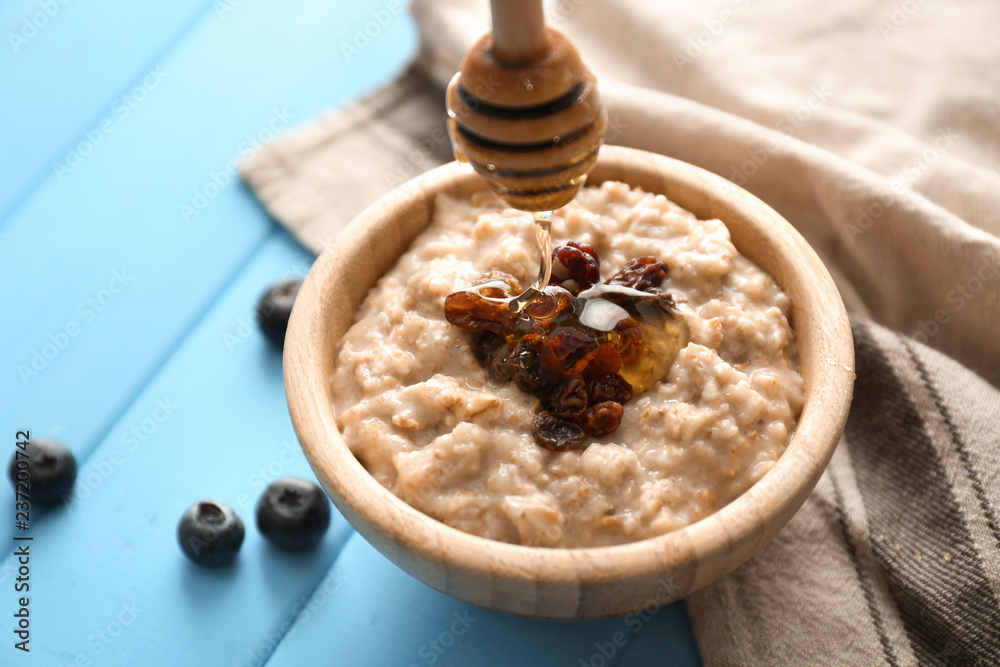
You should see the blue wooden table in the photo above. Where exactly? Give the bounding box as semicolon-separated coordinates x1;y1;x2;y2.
1;1;701;664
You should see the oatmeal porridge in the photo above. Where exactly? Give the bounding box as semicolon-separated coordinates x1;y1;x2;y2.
331;181;803;548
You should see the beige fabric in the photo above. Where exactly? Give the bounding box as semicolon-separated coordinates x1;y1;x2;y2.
240;68;453;251
243;0;1000;386
692;321;1000;666
240;1;1000;664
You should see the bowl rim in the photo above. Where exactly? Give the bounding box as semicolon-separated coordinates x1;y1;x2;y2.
285;146;854;592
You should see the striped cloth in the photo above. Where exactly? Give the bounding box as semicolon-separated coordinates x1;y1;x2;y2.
241;1;1000;664
689;321;1000;665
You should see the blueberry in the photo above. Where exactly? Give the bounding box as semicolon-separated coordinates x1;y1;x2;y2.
177;501;245;566
8;438;77;505
256;278;303;349
256;477;331;552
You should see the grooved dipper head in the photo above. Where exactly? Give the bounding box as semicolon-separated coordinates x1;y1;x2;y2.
446;27;607;212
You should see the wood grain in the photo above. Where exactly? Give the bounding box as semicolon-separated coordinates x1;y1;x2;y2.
449;8;605;211
489;0;548;65
284;146;855;621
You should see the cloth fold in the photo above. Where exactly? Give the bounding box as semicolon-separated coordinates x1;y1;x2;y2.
241;1;1000;664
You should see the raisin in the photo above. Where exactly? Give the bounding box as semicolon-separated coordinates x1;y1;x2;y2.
532;412;586;451
583;401;624;438
507;335;564;395
444;290;516;336
541;375;588;420
472;332;512;383
566;241;599;264
607;257;667;292
444;243;666;448
589;374;633;405
550;244;601;295
549;327;599;370
580;343;623;378
632;293;677;319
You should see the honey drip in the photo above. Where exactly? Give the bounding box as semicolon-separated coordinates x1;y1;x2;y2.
450;249;688;398
509;211;553;313
444;76;682;411
443;13;623;449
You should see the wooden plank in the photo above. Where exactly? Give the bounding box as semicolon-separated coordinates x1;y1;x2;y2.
266;536;702;667
0;0;420;225
1;0;418;659
0;0;418;486
1;0;703;662
0;0;210;219
1;231;359;664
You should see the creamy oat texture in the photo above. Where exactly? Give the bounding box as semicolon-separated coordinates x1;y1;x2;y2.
331;182;803;548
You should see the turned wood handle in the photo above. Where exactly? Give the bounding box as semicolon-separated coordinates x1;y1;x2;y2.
490;0;549;65
447;0;606;210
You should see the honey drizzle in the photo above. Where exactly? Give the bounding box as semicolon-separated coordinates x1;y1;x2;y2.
446;71;683;396
509;211;554;313
470;277;687;395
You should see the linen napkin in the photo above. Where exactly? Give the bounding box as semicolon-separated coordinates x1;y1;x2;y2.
241;1;1000;664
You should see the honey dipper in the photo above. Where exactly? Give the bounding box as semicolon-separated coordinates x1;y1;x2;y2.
446;0;608;212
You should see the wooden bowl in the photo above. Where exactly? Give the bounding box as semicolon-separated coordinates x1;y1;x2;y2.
284;146;854;621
